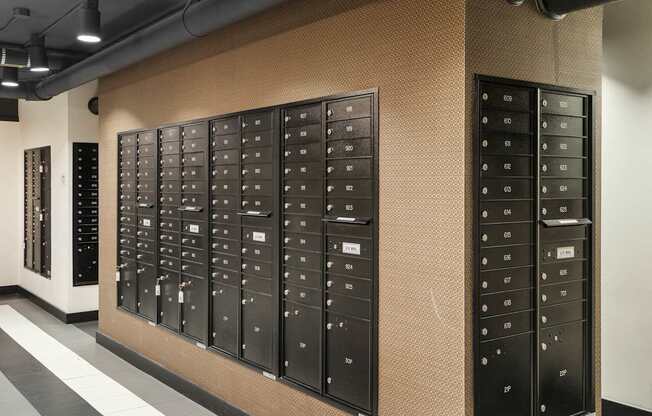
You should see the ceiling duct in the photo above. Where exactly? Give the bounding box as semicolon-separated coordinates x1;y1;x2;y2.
5;0;287;100
535;0;622;20
1;48;29;68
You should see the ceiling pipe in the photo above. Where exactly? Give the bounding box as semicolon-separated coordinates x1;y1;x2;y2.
11;0;286;100
535;0;622;20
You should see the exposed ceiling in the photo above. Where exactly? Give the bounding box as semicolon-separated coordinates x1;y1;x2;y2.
0;0;186;80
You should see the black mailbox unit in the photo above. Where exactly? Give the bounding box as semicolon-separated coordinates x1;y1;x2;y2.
24;146;51;277
116;90;378;416
475;76;595;416
73;143;99;286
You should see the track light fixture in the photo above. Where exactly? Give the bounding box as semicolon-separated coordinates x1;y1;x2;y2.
77;0;101;43
1;67;19;87
28;35;49;72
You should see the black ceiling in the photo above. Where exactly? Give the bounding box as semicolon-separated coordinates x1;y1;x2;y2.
0;0;186;80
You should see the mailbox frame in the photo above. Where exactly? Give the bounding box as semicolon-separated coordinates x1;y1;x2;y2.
474;75;596;416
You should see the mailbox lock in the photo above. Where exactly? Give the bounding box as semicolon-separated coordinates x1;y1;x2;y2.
284;255;291;261
481;328;488;336
481;357;488;366
242;264;248;270
327;167;335;173
284;237;291;243
284;311;290;318
327;280;334;288
541;294;547;303
327;109;333;117
283;272;290;278
541;316;547;324
242;185;249;191
242;279;247;286
284;289;290;295
326;377;332;384
541;343;548;351
241;248;248;254
481;304;488;312
541;404;547;413
326;323;333;330
327;186;334;192
326;299;333;306
326;261;334;268
284;186;291;191
541;272;548;281
241;299;247;305
326;204;333;211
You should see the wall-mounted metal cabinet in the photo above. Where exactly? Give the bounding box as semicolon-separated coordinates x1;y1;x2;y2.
73;142;99;286
116;90;378;416
24;146;51;277
474;76;595;416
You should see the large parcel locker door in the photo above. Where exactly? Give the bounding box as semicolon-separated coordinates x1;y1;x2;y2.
241;290;274;370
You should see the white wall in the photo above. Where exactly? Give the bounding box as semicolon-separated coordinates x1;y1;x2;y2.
602;0;652;411
0;122;23;287
17;81;99;313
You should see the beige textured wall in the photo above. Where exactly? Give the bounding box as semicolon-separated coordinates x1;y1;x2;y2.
464;1;603;414
99;1;467;415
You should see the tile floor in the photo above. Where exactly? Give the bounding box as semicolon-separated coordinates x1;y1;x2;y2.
0;293;219;416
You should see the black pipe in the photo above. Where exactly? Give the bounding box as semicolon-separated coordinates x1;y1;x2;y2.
25;0;286;100
0;83;47;100
537;0;621;19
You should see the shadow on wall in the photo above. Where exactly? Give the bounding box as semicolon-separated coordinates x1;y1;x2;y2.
603;0;652;90
103;0;378;91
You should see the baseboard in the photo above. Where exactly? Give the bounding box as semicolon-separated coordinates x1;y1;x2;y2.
603;399;652;416
96;331;248;416
0;285;19;295
13;286;98;324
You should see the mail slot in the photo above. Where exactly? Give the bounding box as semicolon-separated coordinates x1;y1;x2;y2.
326;254;371;278
243;112;272;132
540;281;585;306
211;195;237;210
541;115;585;137
242;180;272;196
479;266;533;295
182;122;208;139
285;104;321;127
182;151;206;167
211;267;239;286
182;137;208;153
242;275;273;294
212;117;240;136
212;164;239;180
481;156;533;177
541;157;585;178
326;274;371;299
479;289;533;318
284;249;322;271
284;284;321;307
541;199;585;220
285;233;322;252
540;300;584;327
326;118;372;141
212;133;239;150
541;92;585;117
284;197;322;215
540;260;586;285
210;210;238;226
326;222;372;239
182;165;206;179
181;260;205;278
161;141;180;155
213;238;241;256
213;149;239;164
541;179;585;199
480;223;534;247
242;196;274;212
326;159;372;179
285;142;321;162
479;311;533;340
285;124;322;144
481;109;531;134
480;245;533;270
284;180;321;196
326;179;374;198
480;178;533;200
284;162;322;179
326;293;371;320
241;242;273;262
284;267;321;289
479;200;534;223
326;198;372;218
480;133;532;156
541;225;587;243
480;84;531;112
477;333;532;416
541;136;585;158
241;163;273;179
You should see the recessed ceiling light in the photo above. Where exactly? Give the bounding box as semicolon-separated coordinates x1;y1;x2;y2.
77;34;101;44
